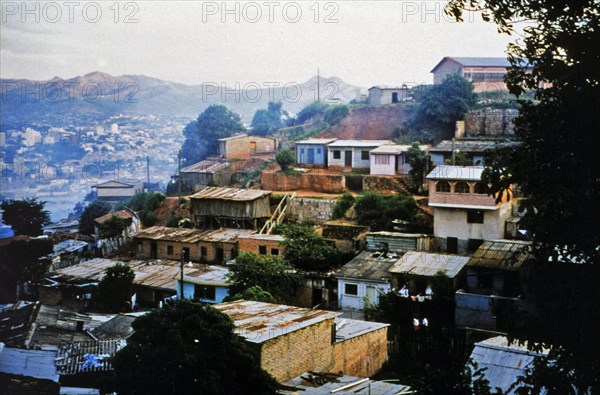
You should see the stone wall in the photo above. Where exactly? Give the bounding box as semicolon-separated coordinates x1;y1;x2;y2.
261;170;346;193
363;175;411;195
464;108;518;136
286;198;336;225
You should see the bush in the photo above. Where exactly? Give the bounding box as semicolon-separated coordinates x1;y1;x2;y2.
354;192;418;231
332;193;355;219
324;105;350;125
276;149;296;172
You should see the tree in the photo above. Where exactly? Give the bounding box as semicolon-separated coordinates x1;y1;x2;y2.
226;253;300;304
281;224;340;272
354;192;419;231
251;101;285;136
447;0;600;392
79;201;111;234
0;198;50;236
98;215;127;238
288;102;328;126
405;142;430;192
227;285;276;304
323;105;350;125
332;192;355;219
408;74;475;141
275;149;296;172
113;301;279;395
96;263;135;312
181;105;245;165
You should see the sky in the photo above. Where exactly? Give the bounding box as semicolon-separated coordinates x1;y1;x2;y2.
1;1;515;87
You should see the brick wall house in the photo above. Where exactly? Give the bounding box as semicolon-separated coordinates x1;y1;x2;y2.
237;234;285;257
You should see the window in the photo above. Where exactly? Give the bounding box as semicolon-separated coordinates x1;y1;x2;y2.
317;148;322;154
137;242;143;253
182;248;190;262
467;210;485;224
344;283;358;296
375;155;390;165
167;245;174;255
271;248;279;256
194;284;216;301
200;246;207;258
361;150;369;160
300;148;305;154
447;237;458;254
468;238;484;253
474;182;487;194
333;150;341;159
455;181;470;193
436;181;451;193
258;245;267;255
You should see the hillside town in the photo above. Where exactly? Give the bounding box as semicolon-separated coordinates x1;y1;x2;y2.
1;1;599;394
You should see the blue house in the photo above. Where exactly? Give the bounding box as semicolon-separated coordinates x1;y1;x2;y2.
177;264;230;304
295;138;337;166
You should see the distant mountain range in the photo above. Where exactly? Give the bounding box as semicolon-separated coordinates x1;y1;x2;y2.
1;71;364;123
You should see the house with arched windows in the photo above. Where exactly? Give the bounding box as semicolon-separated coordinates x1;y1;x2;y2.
426;166;513;254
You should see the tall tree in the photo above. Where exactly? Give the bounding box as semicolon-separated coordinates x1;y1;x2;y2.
250;101;285;136
79;201;111;234
226;253;300;304
447;0;600;392
113;301;279;395
0;198;50;236
96;263;135;313
405;142;430;192
181;105;245;165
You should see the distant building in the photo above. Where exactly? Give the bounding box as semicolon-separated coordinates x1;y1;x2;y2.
0;345;60;395
327;140;392;170
369;143;431;176
179;160;230;191
281;372;411;394
426;166;513;254
431;56;533;92
365;231;434;253
215;301;389;382
218;134;276;160
91;181;143;203
429;139;518;167
93;209;139;237
295;138;337;166
368;85;411;105
177;264;230;304
237;233;285;257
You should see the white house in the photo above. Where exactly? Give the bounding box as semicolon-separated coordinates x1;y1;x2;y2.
327;140;392;169
92;181;143;203
368;86;411;105
177;264;230;304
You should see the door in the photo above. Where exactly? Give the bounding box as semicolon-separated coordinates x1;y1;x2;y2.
447;237;458;254
344;150;352;167
307;148;315;164
150;242;157;259
250;142;257;155
392;92;399;103
366;285;377;304
216;248;224;263
312;288;323;308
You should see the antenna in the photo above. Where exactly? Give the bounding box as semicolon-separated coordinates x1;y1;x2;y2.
146;156;150;183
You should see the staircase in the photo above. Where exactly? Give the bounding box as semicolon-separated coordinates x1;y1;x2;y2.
260;192;296;234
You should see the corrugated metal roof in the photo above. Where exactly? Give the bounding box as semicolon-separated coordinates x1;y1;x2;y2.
430;139;519;153
0;346;59;382
328;140;392;148
93;210;133;224
470;336;547;394
426;165;484;181
281;372;412;395
190;186;272;201
334;251;401;282
368;85;411;90
180;160;230;174
468;240;533;271
182;265;230;286
370;144;411;154
90;315;135;340
238;233;285;242
295;138;337;145
56;339;126;375
334;318;388;342
135;226;255;243
0;301;38;347
389;251;470;278
215;301;339;344
218;133;248;141
91;180;135;188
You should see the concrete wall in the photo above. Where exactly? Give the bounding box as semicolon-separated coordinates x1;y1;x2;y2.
370;154;395;176
464;108;518;136
96;185;142;200
261;170;345;193
337;279;390;310
368;89;409;105
220;136;276;159
352;148;372;169
296;144;327;165
433;60;464;84
328;148;351;168
286;198;336;225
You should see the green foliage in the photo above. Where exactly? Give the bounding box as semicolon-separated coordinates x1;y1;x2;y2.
323;105;349;125
79;201;112;234
281;224;340;272
96;263;135;313
226;253;300;304
181;105;245;165
125;192;165;227
332;192;355;219
0;238;53;300
447;151;472;166
354;192;418;231
0;198;51;236
406;142;430;192
165;180;194;196
275;149;296;172
408;74;475;142
228;285;277;304
113;301;279;395
98;215;128;238
289;102;328;126
251;101;285;136
166;211;181;228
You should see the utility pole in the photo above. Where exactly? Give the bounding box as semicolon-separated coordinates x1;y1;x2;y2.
146;156;150;184
179;252;184;301
451;138;456;165
317;67;321;103
177;149;182;199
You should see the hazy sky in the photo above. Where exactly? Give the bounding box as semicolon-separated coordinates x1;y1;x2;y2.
1;1;514;87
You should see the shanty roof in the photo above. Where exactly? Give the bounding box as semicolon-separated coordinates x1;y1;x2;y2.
431;57;517;73
368;85;411;90
180;160;230;174
190;187;272;201
51;239;89;255
134;226;256;243
237;233;285;242
218;133;249;141
0;301;38;347
328;140;392;148
91;180;136;188
430;139;519;153
470;336;547;394
426;165;484;181
90;315;136;340
334;251;401;282
56;339;126;375
281;372;412;395
389;251;470;278
334;318;388;342
48;258;229;291
182;264;230;287
93;210;133;224
215;301;340;344
369;144;412;155
468;240;533;271
295;138;337;145
0;346;59;382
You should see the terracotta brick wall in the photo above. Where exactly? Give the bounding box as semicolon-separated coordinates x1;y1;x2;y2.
331;327;388;377
238;237;284;257
136;239;237;264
